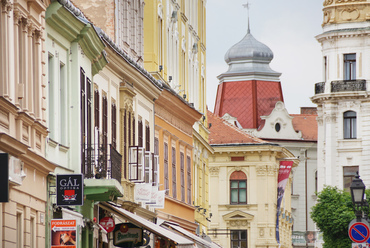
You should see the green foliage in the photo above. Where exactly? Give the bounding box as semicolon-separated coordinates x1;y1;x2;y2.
311;186;356;248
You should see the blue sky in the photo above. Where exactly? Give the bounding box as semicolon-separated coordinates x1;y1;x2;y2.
206;0;323;114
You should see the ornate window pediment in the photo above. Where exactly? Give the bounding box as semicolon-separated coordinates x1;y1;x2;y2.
223;210;254;221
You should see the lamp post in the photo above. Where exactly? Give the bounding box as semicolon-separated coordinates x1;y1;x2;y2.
350;172;366;221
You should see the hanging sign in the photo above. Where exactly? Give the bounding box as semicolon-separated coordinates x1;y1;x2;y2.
134;183;152;202
51;219;77;247
113;223;144;247
100;217;115;233
56;174;84;206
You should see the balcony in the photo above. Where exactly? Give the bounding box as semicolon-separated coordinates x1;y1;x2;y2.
82;144;122;183
331;80;366;93
315;82;325;94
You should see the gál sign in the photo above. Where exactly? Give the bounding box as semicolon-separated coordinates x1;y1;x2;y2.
56;174;84;206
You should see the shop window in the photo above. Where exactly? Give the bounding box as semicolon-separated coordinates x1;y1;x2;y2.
230;171;247;205
343;111;357;139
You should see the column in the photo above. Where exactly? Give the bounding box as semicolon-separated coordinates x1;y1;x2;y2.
14;9;21;107
27;23;34;116
0;0;11;98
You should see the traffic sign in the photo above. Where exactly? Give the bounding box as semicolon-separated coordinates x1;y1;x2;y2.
349;222;370;243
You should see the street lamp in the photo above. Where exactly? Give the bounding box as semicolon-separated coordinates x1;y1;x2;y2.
350;172;366;221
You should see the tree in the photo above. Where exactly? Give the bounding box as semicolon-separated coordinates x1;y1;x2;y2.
311;186;359;248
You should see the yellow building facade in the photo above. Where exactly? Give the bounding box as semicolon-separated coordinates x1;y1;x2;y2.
144;0;212;234
208;111;297;248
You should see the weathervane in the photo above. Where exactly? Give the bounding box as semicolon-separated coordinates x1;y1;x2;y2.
242;1;251;33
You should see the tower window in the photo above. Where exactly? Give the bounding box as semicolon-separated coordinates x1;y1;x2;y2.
344;53;356;80
343;111;356;139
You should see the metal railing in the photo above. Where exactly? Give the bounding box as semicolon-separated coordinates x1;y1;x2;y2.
81;144;122;182
331;79;366;92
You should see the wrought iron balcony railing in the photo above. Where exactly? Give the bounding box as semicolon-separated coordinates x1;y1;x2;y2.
331;79;366;93
315;82;325;94
81;144;122;183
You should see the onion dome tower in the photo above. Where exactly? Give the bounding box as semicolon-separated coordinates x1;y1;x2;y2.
214;23;283;129
311;0;370;191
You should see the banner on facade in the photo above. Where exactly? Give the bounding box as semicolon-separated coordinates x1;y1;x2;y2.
134;183;152;202
51;219;77;247
275;160;293;244
292;231;317;244
56;174;84;206
146;190;165;209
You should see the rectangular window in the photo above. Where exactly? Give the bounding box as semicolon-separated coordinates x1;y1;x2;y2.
94;90;100;128
187;156;191;204
145;124;150;151
324;56;328;82
230;180;247;204
344;111;357;139
59;62;67;145
138;119;143;147
112;103;117;148
172;147;177;198
153;138;159;186
344;53;356;80
124;110;127;179
343;166;359;192
164;142;169;195
17;212;23;248
180;152;185;202
231;230;247;248
30;216;35;248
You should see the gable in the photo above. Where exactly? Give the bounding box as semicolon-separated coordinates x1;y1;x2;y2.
223;210;254;221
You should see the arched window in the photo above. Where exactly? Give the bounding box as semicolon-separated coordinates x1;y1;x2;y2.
230;171;247;205
344;111;357;139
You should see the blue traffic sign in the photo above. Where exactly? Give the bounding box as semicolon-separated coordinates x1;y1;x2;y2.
349;222;370;243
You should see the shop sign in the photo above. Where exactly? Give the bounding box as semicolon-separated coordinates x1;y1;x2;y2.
146;190;165;209
51;219;77;247
134;183;152;202
113;223;144;247
56;174;84;206
100;216;115;233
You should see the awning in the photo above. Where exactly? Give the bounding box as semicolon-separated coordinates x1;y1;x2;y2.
161;222;220;248
101;202;194;247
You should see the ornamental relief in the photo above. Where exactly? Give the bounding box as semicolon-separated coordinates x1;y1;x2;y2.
209;167;220;176
341;7;360;21
256;165;276;176
229;220;248;227
337;0;366;3
324;0;334;6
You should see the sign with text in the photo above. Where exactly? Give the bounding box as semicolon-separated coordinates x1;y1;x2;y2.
56;174;84;206
134;183;152;202
51;219;77;247
113;223;144;247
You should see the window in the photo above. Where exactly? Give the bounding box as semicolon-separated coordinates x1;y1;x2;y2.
343;166;359;192
112;103;117;148
187;156;191;204
230;171;247;204
344;111;357;139
123;110;127;179
231;230;247;248
138;119;143;147
17;212;23;248
180;152;185;202
164;142;169;195
344;53;356;80
145;124;150;151
172;147;177;198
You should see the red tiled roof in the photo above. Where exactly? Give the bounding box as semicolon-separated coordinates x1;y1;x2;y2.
291;114;318;141
213;80;283;129
207;110;267;145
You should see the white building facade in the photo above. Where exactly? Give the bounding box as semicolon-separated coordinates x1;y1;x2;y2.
311;0;370;191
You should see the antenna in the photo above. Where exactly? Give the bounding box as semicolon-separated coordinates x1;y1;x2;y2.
242;1;251;34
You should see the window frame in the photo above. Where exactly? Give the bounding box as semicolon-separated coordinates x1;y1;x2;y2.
344;53;356;80
343;111;357;139
230;230;247;248
230;171;247;205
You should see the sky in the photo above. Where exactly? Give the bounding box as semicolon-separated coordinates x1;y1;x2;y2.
206;0;324;114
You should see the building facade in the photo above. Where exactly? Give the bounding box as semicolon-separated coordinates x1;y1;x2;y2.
0;0;56;247
311;0;370;191
143;0;212;234
207;111;297;248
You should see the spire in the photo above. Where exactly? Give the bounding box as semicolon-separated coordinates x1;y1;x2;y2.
242;1;251;34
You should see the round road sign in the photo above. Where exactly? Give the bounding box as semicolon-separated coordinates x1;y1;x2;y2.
349;222;370;243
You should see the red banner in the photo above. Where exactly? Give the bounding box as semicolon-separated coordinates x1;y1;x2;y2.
276;161;293;244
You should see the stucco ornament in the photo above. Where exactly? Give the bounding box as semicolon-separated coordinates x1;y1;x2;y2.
341;7;360;21
323;0;334;6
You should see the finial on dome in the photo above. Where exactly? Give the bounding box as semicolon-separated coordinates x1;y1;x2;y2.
242;1;251;34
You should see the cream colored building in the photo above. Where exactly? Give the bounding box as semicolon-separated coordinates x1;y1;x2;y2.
0;0;56;247
208;111;297;248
